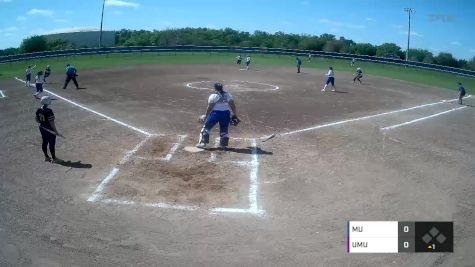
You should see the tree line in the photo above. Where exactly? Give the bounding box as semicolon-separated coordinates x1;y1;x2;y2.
2;27;474;71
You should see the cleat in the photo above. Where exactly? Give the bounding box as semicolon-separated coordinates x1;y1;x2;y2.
196;143;207;149
44;156;51;162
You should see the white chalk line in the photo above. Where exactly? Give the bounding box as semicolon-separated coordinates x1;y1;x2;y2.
248;139;262;214
186;80;279;92
15;77;153;137
0;90;5;98
208;138;220;162
381;106;467;131
102;198;264;215
280;95;472;136
164;135;187;161
87;167;120;202
88;137;150;202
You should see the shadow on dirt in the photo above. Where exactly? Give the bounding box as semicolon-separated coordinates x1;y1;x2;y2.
55;159;92;169
205;146;273;155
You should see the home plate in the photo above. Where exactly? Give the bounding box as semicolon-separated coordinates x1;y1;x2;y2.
183;146;205;153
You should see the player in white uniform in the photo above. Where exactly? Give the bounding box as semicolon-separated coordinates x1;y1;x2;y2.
197;83;240;149
34;71;45;99
25;65;36;87
245;55;251;70
322;66;336;92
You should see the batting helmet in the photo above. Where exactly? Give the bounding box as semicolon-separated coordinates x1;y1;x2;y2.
40;96;51;106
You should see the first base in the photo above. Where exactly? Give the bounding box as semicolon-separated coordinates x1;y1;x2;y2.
183;146;205;153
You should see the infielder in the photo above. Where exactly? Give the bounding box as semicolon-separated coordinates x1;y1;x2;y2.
322;66;336;92
63;64;79;89
25;65;36;87
458;82;466;104
44;65;52;83
34;71;45;99
245;55;251;70
197;83;240;149
36;96;61;163
353;67;363;83
296;57;302;73
308;53;312;62
351;58;356;67
236;54;242;65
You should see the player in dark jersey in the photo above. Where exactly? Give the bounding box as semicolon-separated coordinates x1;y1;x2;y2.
35;96;61;162
458;82;466;104
353;67;363;83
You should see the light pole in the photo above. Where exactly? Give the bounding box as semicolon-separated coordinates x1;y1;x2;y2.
99;0;105;48
404;8;415;62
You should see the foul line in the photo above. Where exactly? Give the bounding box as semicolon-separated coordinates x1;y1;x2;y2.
15;77;152;137
88;137;150;202
280;95;471;136
381;106;467;131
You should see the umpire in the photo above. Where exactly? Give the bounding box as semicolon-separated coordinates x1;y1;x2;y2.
62;63;79;89
36;96;61;163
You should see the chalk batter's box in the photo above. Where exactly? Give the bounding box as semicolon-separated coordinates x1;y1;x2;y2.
347;221;453;253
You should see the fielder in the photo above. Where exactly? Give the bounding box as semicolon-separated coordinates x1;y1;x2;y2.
351;58;356;67
44;65;52;83
36;96;61;163
197;83;240;149
34;71;45;99
25;65;36;87
322;66;336;92
245;55;251;70
458;82;466;104
308;53;312;62
63;64;79;89
296;56;302;73
236;54;242;65
353;67;363;83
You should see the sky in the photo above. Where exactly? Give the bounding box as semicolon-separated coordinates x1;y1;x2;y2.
0;0;474;60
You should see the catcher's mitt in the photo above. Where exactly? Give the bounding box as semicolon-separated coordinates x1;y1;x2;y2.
231;115;240;126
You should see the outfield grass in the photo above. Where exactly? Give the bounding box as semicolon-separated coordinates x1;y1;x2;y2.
1;52;473;92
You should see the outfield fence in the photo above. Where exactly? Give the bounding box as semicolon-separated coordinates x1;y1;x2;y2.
1;45;474;77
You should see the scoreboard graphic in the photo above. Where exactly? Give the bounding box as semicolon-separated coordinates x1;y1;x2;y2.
347;221;453;253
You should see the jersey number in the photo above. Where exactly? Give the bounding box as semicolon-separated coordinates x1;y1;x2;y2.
38;113;46;122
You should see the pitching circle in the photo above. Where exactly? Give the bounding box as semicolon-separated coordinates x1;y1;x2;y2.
186;80;279;92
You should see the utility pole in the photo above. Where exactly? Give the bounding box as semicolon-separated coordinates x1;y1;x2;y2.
99;0;106;48
404;8;415;62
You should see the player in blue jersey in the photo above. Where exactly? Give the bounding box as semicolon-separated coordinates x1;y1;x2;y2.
458;82;466;104
296;56;302;73
63;64;79;89
197;83;240;149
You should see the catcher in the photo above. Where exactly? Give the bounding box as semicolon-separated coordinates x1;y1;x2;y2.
197;82;240;149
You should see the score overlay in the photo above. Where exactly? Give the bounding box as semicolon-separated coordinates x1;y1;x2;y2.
347;221;453;253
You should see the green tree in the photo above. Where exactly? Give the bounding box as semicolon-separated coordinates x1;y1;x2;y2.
376;43;402;58
434;52;459;67
20;35;48;53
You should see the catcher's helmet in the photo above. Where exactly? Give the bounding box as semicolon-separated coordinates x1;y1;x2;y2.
214;82;223;91
40;96;51;106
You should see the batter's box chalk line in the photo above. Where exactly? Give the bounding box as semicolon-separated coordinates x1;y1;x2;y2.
88;136;265;216
132;134;187;161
